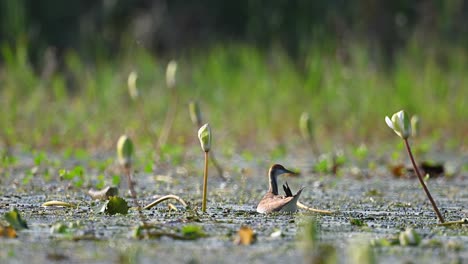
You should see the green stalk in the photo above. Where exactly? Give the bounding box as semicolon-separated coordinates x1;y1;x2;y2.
202;151;209;212
125;167;147;225
158;89;178;148
404;139;445;223
193;111;225;180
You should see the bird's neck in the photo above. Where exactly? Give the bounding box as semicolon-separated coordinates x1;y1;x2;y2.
268;172;279;195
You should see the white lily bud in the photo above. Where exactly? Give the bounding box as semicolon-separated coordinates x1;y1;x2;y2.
166;60;177;89
127;71;139;100
385;110;412;139
198;123;211;152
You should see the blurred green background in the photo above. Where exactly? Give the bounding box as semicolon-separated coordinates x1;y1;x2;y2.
0;0;467;152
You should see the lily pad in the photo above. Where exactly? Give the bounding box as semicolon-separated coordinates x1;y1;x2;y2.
181;225;206;240
4;208;28;230
100;196;129;215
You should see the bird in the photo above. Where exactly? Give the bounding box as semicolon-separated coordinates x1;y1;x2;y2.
256;164;303;214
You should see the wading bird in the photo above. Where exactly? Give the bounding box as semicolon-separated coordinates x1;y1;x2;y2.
256;164;303;213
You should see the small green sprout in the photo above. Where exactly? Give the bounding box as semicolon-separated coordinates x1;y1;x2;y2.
117;135;133;169
299;112;319;154
385;110;445;223
198;123;211;212
166;60;177;89
127;71;139;100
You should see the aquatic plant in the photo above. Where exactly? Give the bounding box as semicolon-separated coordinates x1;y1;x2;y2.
126;71;158;154
117;135;146;222
189;101;225;179
299;112;318;154
158;60;179;148
385;110;445;223
198;123;211;212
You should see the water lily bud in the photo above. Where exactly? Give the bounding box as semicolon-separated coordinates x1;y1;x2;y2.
299;112;313;141
189;101;203;126
127;71;139;100
385;110;412;139
166;60;177;89
198;123;211;152
117;135;133;168
399;228;421;246
411;115;420;137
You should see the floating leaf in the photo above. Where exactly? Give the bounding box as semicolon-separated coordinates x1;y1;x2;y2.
350;218;367;227
4;208;28;230
235;226;256;245
88;186;119;200
100;196;129;215
421;161;445;177
181;225;206;240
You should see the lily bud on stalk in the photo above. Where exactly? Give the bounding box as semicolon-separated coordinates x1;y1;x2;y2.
198;123;212;212
385;110;445;223
385;110;412;139
189;101;203;126
299;112;313;141
198;123;211;152
411;115;420;137
117;135;133;169
166;60;178;89
127;71;139;100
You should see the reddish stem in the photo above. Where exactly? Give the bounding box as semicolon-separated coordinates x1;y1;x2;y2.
404;139;445;223
125;167;147;225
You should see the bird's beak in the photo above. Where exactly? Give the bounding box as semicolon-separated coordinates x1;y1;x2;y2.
283;168;299;176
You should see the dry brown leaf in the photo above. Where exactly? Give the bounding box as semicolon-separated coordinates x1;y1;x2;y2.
390;164;406;177
235;226;256;245
0;225;17;238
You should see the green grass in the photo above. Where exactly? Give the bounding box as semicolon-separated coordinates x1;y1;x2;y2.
0;40;466;153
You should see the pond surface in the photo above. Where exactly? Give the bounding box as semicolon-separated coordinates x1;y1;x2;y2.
0;150;467;263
